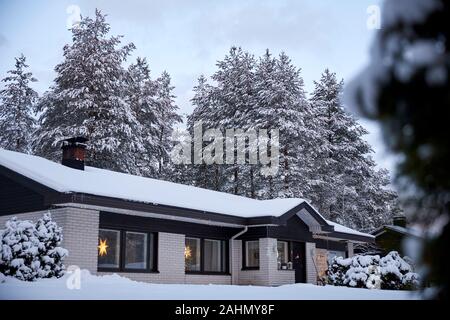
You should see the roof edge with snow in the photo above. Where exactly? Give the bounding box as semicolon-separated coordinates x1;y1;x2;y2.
0;148;374;242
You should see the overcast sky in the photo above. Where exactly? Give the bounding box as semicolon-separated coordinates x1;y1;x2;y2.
0;0;397;174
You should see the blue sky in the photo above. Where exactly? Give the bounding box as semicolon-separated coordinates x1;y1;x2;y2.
0;0;395;172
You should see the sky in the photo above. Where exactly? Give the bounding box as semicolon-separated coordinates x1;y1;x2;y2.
0;0;396;174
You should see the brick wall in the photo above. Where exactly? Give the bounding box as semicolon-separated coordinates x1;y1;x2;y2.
233;238;295;286
98;232;231;285
0;208;330;286
347;242;354;257
0;207;100;272
305;242;317;284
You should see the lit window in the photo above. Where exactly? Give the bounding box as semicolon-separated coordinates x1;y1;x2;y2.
245;240;260;268
185;237;201;272
98;229;120;269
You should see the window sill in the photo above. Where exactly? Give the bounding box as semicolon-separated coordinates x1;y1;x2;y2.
185;271;231;276
277;269;295;271
98;268;160;274
241;267;259;271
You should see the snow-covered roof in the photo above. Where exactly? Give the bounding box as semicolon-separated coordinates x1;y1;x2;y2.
0;148;305;218
371;225;423;238
326;220;375;239
0;148;375;240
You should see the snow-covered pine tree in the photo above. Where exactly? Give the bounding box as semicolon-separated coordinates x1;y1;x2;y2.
251;51;316;199
309;69;397;229
35;213;68;278
154;71;182;179
126;57;160;176
211;47;256;196
0;54;38;153
185;75;223;190
0;217;41;281
33;9;142;173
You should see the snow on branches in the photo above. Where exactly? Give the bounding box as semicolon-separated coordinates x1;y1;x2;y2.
0;213;68;281
327;251;420;290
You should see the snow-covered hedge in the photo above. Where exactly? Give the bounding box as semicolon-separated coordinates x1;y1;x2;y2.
0;213;68;281
327;251;420;290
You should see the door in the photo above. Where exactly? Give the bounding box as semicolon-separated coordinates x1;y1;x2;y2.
292;242;306;283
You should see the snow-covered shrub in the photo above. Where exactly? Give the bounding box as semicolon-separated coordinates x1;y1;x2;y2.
0;217;41;281
327;256;351;286
35;213;68;278
379;251;416;290
327;251;420;290
0;214;68;281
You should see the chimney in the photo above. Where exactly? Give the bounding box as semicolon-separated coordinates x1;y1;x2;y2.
392;215;407;228
61;137;89;170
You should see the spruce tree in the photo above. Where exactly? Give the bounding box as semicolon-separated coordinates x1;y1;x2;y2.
154;71;182;179
35;213;68;278
126;57;160;176
0;54;38;153
33;9;141;172
310;69;397;228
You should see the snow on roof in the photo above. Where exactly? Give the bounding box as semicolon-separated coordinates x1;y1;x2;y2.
326;220;375;239
0;148;305;218
372;225;423;238
0;148;373;238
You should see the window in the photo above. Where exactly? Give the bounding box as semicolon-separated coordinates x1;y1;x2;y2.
125;232;148;270
204;239;227;272
244;240;260;269
98;229;120;269
277;241;290;269
185;237;228;273
97;228;157;272
185;237;201;272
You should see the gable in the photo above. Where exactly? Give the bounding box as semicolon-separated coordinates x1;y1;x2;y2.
0;168;47;215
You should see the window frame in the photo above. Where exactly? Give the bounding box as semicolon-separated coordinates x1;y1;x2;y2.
276;240;292;270
97;228;121;270
97;228;158;273
185;237;202;272
242;239;260;270
185;236;229;275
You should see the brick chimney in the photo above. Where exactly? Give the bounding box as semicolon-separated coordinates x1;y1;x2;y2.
61;137;88;170
392;215;407;228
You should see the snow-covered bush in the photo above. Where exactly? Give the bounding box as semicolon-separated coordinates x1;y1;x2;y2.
327;251;420;290
0;213;68;281
35;213;68;278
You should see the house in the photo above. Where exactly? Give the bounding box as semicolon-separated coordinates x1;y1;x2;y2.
0;137;374;286
370;216;423;256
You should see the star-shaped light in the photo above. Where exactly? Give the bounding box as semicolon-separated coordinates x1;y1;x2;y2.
184;246;192;259
98;239;109;256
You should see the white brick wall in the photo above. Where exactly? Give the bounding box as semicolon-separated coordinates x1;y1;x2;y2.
347;242;354;257
234;238;295;286
1;209;323;286
0;207;100;273
99;233;231;285
305;242;317;284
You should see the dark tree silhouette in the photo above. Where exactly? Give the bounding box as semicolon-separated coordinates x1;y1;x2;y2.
349;0;450;299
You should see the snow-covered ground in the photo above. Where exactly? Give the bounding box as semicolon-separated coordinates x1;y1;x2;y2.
0;270;428;300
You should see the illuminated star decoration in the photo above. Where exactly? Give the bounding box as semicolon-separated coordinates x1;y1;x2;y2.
184;246;192;259
98;239;109;256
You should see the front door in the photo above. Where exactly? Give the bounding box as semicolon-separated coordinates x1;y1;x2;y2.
292;242;306;283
